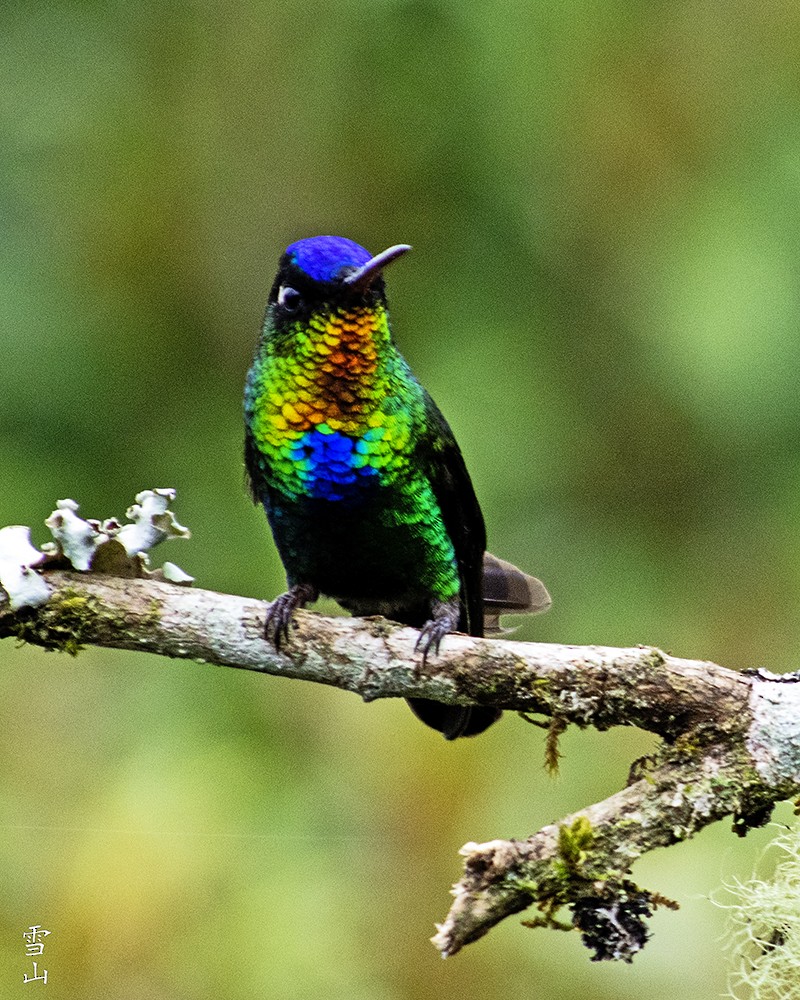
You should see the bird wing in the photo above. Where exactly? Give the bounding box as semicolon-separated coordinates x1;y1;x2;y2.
419;391;487;638
244;430;261;504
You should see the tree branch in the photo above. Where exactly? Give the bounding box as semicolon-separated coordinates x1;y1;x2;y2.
434;742;759;958
2;568;799;960
0;568;751;735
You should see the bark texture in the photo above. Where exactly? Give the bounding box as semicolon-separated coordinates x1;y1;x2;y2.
2;570;798;959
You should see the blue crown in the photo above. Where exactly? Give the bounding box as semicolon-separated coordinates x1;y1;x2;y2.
286;236;372;284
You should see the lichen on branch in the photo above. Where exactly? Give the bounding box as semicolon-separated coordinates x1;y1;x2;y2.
0;490;192;611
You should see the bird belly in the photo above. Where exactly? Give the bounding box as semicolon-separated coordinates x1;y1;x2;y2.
264;483;460;618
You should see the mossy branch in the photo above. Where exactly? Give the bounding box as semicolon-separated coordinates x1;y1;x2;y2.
3;570;800;959
3;492;800;963
0;569;753;741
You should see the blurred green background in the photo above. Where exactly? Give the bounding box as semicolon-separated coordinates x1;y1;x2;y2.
2;0;800;996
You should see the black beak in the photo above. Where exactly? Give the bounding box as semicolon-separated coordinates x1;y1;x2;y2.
341;244;412;290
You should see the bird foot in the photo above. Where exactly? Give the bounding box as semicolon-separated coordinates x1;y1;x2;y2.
264;583;318;650
414;599;460;671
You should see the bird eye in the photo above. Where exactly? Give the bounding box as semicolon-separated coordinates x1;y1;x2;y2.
278;286;303;313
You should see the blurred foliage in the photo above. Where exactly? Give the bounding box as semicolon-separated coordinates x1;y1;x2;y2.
2;0;800;996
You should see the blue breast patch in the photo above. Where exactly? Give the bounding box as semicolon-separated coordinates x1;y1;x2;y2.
291;426;380;501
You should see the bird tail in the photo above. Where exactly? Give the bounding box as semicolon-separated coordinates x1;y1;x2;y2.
407;553;550;739
406;552;552;740
405;700;502;740
481;552;551;635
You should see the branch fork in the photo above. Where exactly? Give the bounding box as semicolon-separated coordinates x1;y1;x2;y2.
2;491;799;961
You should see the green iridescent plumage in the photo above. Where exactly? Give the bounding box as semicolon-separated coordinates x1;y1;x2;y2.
245;292;460;611
244;236;550;739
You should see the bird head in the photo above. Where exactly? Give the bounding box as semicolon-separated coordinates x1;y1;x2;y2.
264;236;411;339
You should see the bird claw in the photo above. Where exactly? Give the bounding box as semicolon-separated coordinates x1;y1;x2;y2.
263;593;294;650
263;583;317;651
414;600;460;672
414;620;448;666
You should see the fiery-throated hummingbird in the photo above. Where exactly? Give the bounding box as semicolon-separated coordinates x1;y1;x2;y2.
244;236;550;738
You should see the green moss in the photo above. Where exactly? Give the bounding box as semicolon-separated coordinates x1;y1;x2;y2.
554;816;595;878
545;715;567;775
521;898;574;933
13;589;94;654
516;817;676;960
628;754;658;785
12;585;161;655
362;616;396;639
145;597;163;629
640;648;666;670
514;816;600;899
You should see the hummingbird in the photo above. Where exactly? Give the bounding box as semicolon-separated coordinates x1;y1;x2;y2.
244;236;550;738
